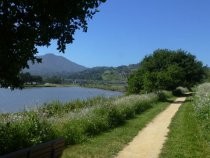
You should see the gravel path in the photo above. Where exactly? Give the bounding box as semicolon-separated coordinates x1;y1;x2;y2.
116;97;186;158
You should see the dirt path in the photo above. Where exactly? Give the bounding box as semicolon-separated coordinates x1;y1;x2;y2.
116;97;186;158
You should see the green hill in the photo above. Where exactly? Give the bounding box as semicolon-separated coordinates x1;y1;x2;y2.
68;64;139;84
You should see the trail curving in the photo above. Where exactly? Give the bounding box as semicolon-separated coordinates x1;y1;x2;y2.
116;97;186;158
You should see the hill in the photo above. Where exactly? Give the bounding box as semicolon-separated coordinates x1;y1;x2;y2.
68;64;139;83
23;54;87;77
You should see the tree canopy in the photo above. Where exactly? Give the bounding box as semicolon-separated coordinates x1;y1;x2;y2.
0;0;106;88
20;72;43;84
128;49;206;94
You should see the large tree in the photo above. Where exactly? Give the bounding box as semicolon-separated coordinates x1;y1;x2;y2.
0;0;106;88
128;49;206;94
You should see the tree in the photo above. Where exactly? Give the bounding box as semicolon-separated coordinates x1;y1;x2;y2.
44;76;62;84
0;0;106;88
20;72;43;84
128;49;206;94
204;67;210;82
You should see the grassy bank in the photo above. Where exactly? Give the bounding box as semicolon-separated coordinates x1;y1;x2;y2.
0;92;171;155
160;83;210;158
193;83;210;142
25;83;126;92
160;100;210;158
62;101;170;158
83;83;126;92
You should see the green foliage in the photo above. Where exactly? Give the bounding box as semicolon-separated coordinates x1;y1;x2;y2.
128;49;206;94
193;83;210;142
83;110;109;136
127;70;143;93
37;96;110;117
44;76;63;84
204;67;210;82
62;120;86;145
157;91;173;101
20;72;43;84
54;94;159;144
0;0;106;88
62;102;169;158
160;100;210;158
0;112;55;155
66;64;139;92
0;93;163;155
68;64;139;82
172;86;189;96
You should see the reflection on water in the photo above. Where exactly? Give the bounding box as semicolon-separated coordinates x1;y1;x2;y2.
0;87;122;113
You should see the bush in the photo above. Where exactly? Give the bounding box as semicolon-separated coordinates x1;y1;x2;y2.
62;120;86;144
107;107;126;127
172;87;189;96
83;109;109;136
37;96;110;118
156;91;172;101
193;83;210;141
0;112;55;155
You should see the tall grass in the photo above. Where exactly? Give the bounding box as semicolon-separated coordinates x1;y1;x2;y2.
0;112;55;154
0;92;168;155
193;83;210;141
36;96;111;118
52;93;159;145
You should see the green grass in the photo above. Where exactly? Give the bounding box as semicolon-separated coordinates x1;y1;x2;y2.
160;99;210;158
61;101;170;158
0;93;163;155
0;91;173;156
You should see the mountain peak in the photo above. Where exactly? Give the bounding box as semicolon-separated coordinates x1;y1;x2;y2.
24;53;87;77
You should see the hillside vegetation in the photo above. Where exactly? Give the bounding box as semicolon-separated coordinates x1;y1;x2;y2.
68;64;139;83
0;92;170;155
66;64;139;91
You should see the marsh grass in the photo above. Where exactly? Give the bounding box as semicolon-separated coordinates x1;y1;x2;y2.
0;112;55;154
0;92;170;155
61;101;169;158
52;94;159;145
193;83;210;144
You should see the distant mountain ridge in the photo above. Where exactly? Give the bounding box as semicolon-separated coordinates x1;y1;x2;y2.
23;54;87;77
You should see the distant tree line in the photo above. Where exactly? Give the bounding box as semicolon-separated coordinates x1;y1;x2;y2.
205;67;210;82
20;73;65;85
20;73;43;85
128;49;206;94
44;76;63;84
68;64;139;82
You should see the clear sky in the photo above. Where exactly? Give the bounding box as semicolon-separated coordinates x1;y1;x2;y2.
37;0;210;68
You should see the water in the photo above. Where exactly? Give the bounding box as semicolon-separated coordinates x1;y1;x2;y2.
0;87;123;113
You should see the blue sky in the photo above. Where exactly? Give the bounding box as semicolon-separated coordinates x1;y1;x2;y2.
37;0;210;68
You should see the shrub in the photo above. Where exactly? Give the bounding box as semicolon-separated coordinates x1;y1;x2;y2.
0;112;55;155
172;87;189;96
156;90;172;101
61;119;86;145
193;83;210;141
37;96;111;118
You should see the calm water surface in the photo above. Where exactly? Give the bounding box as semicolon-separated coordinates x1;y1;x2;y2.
0;87;123;113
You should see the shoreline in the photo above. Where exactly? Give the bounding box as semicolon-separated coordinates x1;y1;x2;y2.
24;83;126;92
